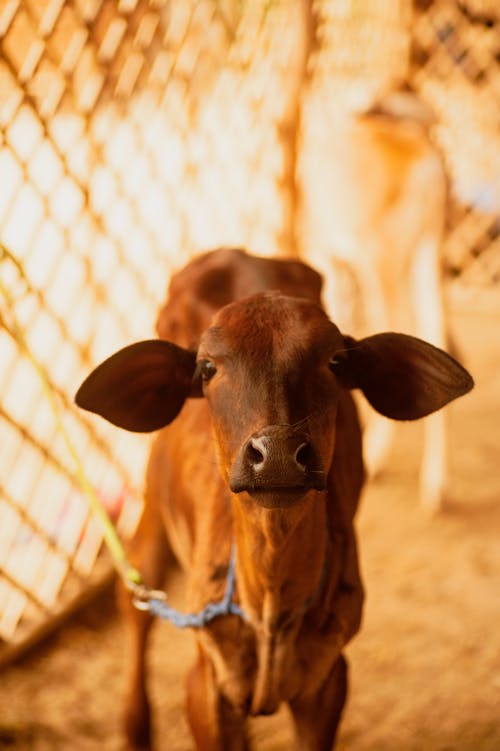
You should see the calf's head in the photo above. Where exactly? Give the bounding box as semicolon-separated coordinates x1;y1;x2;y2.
76;292;473;508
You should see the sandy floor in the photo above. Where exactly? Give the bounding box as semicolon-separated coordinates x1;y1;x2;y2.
0;297;499;751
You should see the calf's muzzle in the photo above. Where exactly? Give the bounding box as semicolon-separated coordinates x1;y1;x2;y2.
229;426;326;506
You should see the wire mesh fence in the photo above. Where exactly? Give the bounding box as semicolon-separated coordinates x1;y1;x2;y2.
409;0;500;286
0;0;498;665
0;0;309;664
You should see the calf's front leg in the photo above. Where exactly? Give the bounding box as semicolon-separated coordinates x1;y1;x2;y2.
119;594;154;751
118;501;172;751
289;654;348;751
186;645;249;751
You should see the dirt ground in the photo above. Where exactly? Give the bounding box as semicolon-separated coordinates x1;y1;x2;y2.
0;295;499;751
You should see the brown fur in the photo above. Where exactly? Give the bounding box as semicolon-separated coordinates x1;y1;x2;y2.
156;247;322;349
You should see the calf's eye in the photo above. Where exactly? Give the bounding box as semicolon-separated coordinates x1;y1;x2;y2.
328;350;349;374
198;360;217;382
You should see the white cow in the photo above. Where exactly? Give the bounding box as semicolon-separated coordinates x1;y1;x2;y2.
299;86;450;511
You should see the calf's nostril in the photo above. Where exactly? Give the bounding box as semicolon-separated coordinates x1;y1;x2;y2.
294;442;312;469
247;438;265;468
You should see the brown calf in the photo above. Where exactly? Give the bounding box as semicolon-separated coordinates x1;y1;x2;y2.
76;248;473;751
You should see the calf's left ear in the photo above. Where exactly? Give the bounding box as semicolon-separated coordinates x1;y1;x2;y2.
75;340;197;432
331;333;474;420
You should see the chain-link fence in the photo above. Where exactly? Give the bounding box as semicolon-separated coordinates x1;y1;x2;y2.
0;0;306;664
0;0;498;666
410;0;500;287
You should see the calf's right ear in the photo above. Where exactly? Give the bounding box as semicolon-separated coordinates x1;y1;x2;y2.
75;340;198;432
331;332;473;420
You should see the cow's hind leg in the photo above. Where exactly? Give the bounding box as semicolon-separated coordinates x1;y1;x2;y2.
118;501;172;750
186;645;249;751
289;654;348;751
412;235;448;511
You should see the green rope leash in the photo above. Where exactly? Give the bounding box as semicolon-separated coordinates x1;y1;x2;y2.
0;244;143;588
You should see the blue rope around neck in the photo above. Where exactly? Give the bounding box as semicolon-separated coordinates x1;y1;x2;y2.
135;526;331;630
143;544;246;629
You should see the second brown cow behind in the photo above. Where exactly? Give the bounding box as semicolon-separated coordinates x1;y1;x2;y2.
76;248;473;751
